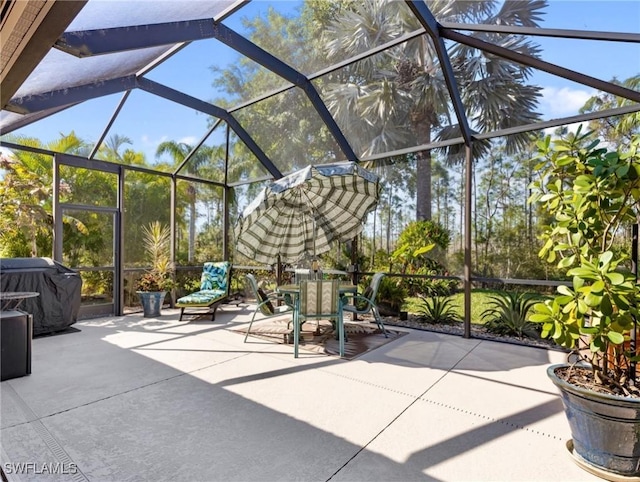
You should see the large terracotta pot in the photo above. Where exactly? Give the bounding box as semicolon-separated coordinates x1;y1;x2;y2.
548;363;640;479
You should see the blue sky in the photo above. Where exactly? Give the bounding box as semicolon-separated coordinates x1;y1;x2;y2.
5;0;640;162
533;1;640;118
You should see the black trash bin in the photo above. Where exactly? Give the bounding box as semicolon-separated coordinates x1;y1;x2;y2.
0;310;32;381
0;258;82;336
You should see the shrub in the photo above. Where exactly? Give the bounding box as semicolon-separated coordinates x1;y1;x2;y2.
529;131;640;392
375;277;407;315
482;291;541;339
417;296;461;324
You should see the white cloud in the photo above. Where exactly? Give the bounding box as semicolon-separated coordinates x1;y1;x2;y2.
179;136;198;145
141;134;169;146
539;86;595;118
0;147;14;158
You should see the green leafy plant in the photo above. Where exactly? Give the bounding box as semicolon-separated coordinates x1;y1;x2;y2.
417;296;461;324
529;129;640;394
391;220;452;297
135;221;174;292
481;291;540;339
135;271;170;292
375;277;407;315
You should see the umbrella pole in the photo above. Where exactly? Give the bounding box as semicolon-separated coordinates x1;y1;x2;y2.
309;213;319;277
276;255;282;287
312;216;317;262
350;236;359;286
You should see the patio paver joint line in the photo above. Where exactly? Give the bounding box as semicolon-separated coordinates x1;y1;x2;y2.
416;397;565;440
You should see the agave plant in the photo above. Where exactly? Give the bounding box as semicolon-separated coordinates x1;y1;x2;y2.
481;291;540;339
417;296;461;325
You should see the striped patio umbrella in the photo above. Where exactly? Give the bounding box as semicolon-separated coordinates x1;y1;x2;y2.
235;161;381;265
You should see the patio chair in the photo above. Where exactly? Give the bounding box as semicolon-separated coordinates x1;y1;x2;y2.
293;268;322;283
176;261;231;321
244;273;294;342
296;279;344;358
341;272;388;337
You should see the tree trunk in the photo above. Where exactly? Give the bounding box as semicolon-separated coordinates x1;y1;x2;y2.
386;187;392;254
413;115;433;221
416;149;432;221
459;170;464;253
371;209;377;267
188;185;196;262
434;177;441;224
473;168;479;271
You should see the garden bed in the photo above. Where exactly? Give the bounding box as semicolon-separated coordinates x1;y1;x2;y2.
382;313;566;352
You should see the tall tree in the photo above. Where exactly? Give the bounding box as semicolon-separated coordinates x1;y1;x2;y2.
0;133;88;258
156;141;215;262
581;74;640;144
431;160;453;230
210;7;339;175
322;0;545;220
100;134;133;162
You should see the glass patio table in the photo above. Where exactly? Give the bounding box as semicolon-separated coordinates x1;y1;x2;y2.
276;283;357;299
0;291;39;311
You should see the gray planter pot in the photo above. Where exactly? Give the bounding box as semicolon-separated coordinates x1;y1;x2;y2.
548;363;640;478
137;291;167;318
377;302;400;317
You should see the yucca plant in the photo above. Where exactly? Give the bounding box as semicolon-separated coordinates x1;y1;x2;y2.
417;296;461;324
135;221;174;292
481;291;540;339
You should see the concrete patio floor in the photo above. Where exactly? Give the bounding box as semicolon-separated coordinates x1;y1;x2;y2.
1;303;601;481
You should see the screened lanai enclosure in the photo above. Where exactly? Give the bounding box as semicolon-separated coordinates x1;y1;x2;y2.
1;0;639;330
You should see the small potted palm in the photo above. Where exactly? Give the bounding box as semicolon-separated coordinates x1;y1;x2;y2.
529;129;640;478
136;221;174;317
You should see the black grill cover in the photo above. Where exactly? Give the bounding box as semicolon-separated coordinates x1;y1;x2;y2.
1;258;82;336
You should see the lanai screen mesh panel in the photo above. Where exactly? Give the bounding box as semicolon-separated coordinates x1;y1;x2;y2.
1;0;241;128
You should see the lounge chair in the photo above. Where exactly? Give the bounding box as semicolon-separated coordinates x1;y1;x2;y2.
176;261;231;321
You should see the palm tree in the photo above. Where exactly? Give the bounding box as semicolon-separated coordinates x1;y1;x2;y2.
156;141;217;262
322;0;545;220
101;134;133;162
0;133;89;257
581;74;640;144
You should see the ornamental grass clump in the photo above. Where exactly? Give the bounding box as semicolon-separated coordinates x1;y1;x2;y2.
529;129;640;397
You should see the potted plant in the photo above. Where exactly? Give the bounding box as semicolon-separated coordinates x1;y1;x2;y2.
136;221;174;317
529;129;640;478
